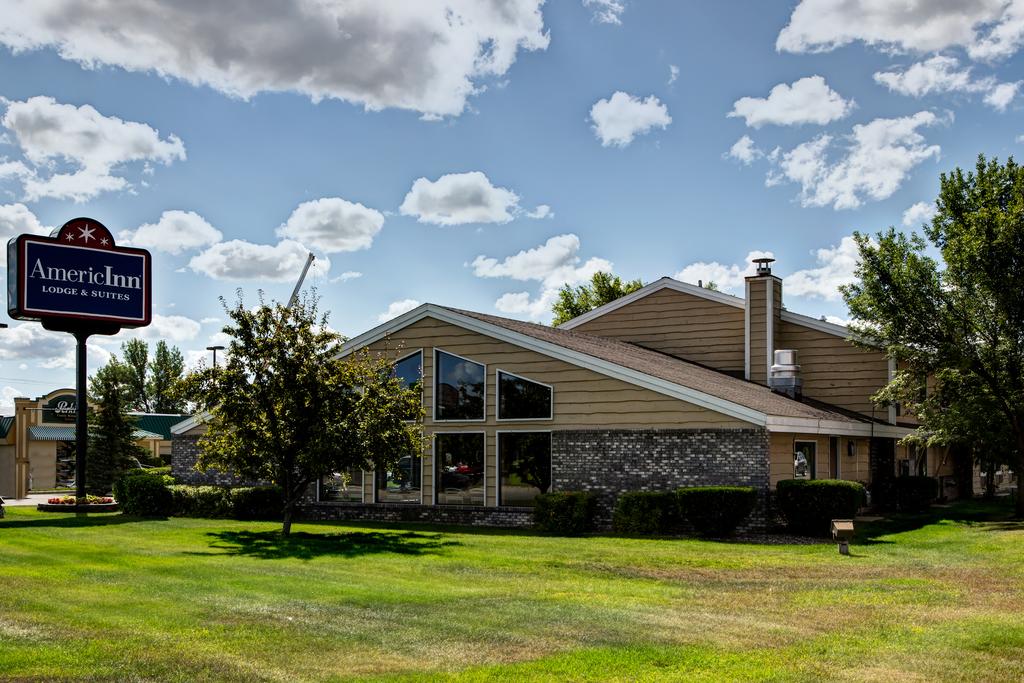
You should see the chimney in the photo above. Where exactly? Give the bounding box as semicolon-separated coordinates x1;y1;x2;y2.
744;256;782;384
769;349;802;399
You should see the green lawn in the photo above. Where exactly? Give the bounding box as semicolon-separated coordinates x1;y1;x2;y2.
0;501;1022;682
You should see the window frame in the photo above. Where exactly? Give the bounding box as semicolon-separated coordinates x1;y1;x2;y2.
494;368;554;422
432;347;487;423
431;430;487;506
393;349;424;424
316;468;366;504
495;429;553;507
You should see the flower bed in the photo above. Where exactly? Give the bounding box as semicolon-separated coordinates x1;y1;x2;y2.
47;495;114;505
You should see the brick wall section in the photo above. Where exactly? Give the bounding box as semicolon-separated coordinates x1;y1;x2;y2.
299;427;771;531
552;428;771;530
171;435;265;487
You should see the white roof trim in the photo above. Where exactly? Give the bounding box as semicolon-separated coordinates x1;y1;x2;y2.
340;303;767;425
170;412;209;435
765;416;912;438
557;277;744;329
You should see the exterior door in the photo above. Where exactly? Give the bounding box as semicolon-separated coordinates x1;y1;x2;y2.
794;440;817;480
829;437;839;480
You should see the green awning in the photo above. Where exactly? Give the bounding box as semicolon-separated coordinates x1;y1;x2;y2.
28;426;164;441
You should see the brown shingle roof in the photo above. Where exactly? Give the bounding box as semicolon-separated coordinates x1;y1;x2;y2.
444;306;865;423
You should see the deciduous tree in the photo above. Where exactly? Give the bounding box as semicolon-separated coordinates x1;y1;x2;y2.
182;293;421;535
843;155;1024;515
551;271;643;326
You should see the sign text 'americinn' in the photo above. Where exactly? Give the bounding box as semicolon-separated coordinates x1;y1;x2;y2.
7;217;152;327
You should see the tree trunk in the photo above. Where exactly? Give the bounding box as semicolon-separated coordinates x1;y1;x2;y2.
1016;433;1024;519
282;500;294;536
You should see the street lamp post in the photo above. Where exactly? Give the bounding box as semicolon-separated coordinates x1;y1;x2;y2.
206;345;225;368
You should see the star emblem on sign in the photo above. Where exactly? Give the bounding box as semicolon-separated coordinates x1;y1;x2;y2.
78;225;96;243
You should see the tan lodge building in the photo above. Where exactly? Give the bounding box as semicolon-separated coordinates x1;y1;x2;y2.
273;257;947;528
0;388;186;499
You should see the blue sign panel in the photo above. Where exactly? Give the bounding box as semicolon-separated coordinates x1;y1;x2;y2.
7;217;151;328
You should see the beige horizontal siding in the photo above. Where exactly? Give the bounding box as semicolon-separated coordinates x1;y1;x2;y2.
769;432;871;487
777;321;889;417
747;283;767;384
570;288;746;373
358;316;755;506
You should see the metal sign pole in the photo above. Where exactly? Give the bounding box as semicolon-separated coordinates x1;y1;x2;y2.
74;331;89;499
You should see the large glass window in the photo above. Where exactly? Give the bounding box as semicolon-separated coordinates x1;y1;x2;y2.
394;351;422;420
434;433;485;505
434;350;485;421
498;432;551;507
497;371;552;420
794;441;816;480
376;454;422;503
320;468;364;502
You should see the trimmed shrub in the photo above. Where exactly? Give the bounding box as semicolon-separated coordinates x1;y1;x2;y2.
148;466;172;477
116;474;173;517
676;486;757;537
612;491;680;535
776;479;866;537
168;486;233;518
231;486;284;521
895;476;938;512
534;492;596;534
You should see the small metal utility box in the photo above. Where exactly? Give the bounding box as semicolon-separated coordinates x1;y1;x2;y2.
832;519;855;555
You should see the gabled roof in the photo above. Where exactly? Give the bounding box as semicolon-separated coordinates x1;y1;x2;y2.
557;276;868;343
341;303;907;438
128;413;190;440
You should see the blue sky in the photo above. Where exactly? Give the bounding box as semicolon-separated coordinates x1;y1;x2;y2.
1;0;1022;407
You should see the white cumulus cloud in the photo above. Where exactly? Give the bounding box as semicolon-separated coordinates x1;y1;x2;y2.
902;201;937;226
527;204;553;219
400;171;520;226
776;0;1019;58
729;76;854;128
473;234;614;322
874;55;1019;111
1;96;185;201
377;299;421;323
119;210;221;255
727;135;763;165
583;0;626;25
785;236;862;301
675;250;774;293
983;81;1021;110
668;64;679;85
0;202;50;239
590;92;671;147
277;197;384;252
330;271;363;283
189;239;331;281
0;1;549;118
766;111;942;210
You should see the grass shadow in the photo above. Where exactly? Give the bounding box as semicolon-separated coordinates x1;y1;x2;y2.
196;529;462;560
0;512;147;529
856;497;1018;544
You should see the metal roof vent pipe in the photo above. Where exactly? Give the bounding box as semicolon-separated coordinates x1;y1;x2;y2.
769;349;802;399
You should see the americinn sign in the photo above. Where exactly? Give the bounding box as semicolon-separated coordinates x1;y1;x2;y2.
7;217;152;499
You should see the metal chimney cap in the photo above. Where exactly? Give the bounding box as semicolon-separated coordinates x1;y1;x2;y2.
752;256;775;275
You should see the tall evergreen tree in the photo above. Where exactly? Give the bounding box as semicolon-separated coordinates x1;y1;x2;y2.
94;339;188;414
87;368;146;495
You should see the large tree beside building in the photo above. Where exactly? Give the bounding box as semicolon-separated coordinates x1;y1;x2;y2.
551;271;643;326
94;339;187;413
182;293;421;535
842;155;1024;516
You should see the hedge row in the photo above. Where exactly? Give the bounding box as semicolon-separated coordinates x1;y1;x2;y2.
114;471;283;521
533;492;596;534
612;487;758;537
776;479;866;536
